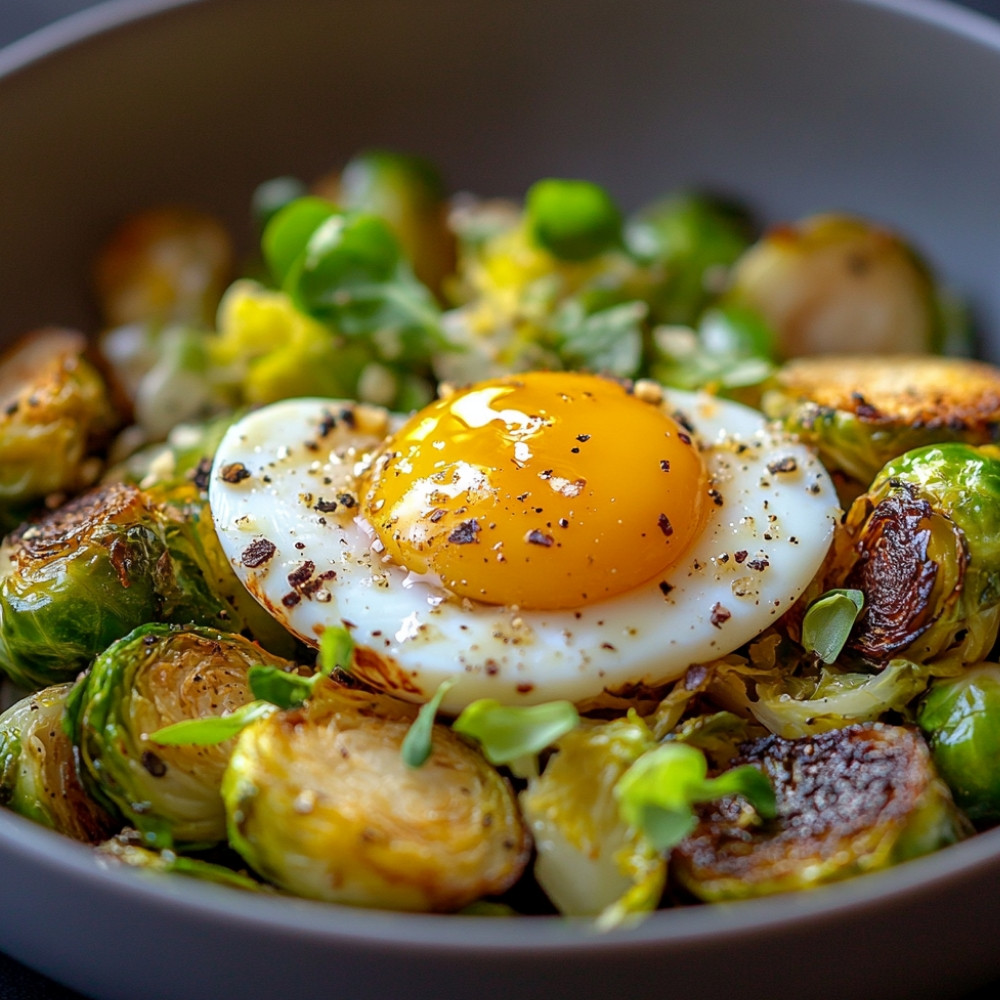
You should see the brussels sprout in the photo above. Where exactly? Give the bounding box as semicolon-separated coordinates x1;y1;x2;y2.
625;191;754;326
222;682;529;912
525;179;622;262
67;624;296;848
518;715;666;920
332;149;456;296
0;480;267;689
95;831;271;892
0;683;116;842
838;443;1000;670
762;354;1000;487
0;328;115;508
672;722;969;901
725;213;940;358
94;206;233;328
918;663;1000;824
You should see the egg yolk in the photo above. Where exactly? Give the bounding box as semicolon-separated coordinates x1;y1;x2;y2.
362;371;709;609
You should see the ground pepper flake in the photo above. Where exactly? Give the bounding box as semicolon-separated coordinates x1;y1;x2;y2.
767;456;799;475
220;462;251;484
526;529;554;547
658;513;673;537
241;537;277;568
710;603;732;627
448;520;481;544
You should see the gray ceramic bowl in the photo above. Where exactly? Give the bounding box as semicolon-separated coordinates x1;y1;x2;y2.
3;1;1000;998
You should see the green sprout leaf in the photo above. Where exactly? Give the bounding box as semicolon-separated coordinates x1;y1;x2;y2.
802;588;865;664
262;196;338;286
614;742;776;852
248;665;315;709
401;679;457;769
148;700;276;747
452;699;579;766
318;626;355;676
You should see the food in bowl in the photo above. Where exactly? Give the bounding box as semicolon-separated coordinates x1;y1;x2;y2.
1;148;997;924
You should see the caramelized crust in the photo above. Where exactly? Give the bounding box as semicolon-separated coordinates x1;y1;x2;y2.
771;355;1000;433
673;723;952;900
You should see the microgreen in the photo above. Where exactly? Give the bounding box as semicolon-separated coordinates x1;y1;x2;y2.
802;588;865;664
452;698;579;766
401;679;457;768
614;741;776;851
148;700;276;747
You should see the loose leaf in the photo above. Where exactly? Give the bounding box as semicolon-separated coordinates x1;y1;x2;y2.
318;625;355;676
452;699;579;765
148;700;275;746
802;588;865;664
614;742;775;852
401;679;457;768
248;665;315;709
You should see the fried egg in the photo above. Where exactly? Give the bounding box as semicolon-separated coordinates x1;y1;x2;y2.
209;373;840;712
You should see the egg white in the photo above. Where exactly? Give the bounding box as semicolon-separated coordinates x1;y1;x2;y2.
209;391;840;713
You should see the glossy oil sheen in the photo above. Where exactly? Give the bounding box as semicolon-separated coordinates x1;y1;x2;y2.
3;1;1000;998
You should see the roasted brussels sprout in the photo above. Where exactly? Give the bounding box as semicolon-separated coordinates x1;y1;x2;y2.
837;443;1000;670
0;480;265;689
0;682;116;842
725;213;940;358
762;354;1000;487
0;328;115;509
222;681;530;912
518;715;666;920
94;206;234;328
317;149;457;296
67;624;296;848
918;663;1000;824
672;722;968;901
625;191;754;326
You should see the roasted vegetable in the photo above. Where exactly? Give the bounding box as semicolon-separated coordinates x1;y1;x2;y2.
0;480;267;689
837;443;1000;670
0;328;115;510
672;722;968;901
762;354;1000;487
918;663;1000;824
222;681;529;912
94;206;233;328
725;213;940;358
0;682;116;842
316;149;457;296
66;624;296;848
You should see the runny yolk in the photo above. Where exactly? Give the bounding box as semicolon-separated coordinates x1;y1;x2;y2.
361;371;709;609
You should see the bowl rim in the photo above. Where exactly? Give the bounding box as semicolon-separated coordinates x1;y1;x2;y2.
4;0;1000;964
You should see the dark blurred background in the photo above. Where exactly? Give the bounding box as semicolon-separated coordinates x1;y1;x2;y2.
2;0;1000;998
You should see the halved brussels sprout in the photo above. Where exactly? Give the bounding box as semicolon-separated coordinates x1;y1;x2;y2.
0;480;271;689
0;328;115;508
725;213;940;358
762;354;1000;488
0;682;116;842
518;715;665;920
625;191;754;327
672;722;968;901
67;624;296;848
94;206;233;328
222;681;530;912
837;443;1000;670
918;663;1000;824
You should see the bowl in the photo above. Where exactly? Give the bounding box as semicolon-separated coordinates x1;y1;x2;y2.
3;1;1000;998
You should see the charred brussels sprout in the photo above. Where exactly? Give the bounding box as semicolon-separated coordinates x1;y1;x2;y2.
0;480;263;689
763;355;1000;488
0;328;115;509
222;682;529;912
725;213;940;358
67;624;295;848
94;206;234;328
918;663;1000;824
625;192;754;326
838;443;1000;670
0;683;116;842
672;722;968;901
